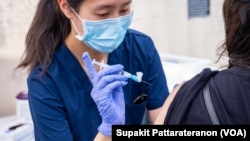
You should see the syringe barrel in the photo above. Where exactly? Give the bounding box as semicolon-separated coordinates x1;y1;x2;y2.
121;71;131;77
92;60;142;83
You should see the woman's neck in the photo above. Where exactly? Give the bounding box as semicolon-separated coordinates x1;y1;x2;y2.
65;31;109;72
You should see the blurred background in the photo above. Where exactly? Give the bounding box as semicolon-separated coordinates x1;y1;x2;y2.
0;0;226;117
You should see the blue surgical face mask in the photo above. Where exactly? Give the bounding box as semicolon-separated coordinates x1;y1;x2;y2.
71;10;133;53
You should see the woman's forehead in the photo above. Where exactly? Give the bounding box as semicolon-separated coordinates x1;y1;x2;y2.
81;0;132;9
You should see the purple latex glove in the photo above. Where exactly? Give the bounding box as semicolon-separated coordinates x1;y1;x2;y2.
82;52;128;136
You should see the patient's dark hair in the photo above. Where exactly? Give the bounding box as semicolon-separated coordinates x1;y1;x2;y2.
218;0;250;68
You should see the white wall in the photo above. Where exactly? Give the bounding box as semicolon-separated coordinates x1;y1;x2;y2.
0;0;36;117
131;0;225;65
0;0;225;117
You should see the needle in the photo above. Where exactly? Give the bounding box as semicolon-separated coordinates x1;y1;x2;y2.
141;80;151;85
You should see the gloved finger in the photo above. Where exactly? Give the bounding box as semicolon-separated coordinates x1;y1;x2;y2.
94;74;128;90
82;52;97;82
93;64;124;84
113;86;125;104
91;78;127;101
98;80;127;96
99;64;124;75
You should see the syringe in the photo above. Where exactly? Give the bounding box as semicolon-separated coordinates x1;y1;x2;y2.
92;59;150;85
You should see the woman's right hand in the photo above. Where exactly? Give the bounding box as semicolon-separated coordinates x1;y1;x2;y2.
82;52;128;136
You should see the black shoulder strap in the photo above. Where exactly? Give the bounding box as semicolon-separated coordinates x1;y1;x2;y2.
203;82;220;125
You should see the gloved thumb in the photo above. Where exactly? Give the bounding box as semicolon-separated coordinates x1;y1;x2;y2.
82;52;97;82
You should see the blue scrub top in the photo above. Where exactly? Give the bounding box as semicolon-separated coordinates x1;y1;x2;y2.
28;29;169;141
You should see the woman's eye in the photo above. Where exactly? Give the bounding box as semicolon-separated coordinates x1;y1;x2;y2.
120;9;130;14
97;13;109;17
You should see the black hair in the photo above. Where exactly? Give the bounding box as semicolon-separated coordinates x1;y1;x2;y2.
217;0;250;68
17;0;83;74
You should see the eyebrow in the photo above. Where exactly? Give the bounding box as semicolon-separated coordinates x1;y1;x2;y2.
94;0;132;10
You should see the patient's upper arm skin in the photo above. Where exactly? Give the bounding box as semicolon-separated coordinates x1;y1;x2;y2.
154;81;185;124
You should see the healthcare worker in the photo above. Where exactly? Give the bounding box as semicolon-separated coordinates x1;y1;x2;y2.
17;0;169;140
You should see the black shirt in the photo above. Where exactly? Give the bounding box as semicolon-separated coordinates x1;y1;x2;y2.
164;66;250;124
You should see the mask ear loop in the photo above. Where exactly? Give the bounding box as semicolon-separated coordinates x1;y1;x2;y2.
70;8;84;40
70;19;81;36
71;8;83;20
130;2;135;13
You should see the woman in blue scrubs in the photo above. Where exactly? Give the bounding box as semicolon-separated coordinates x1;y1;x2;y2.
17;0;169;140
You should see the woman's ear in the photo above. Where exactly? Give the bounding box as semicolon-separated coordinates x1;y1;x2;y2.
57;0;73;19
